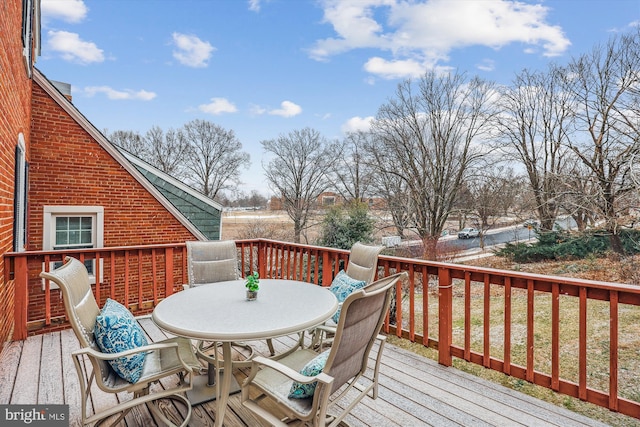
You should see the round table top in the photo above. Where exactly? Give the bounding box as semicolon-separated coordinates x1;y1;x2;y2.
152;279;338;341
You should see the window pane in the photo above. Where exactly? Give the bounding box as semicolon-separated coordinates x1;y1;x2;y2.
80;230;92;244
69;217;80;229
84;260;94;275
55;231;68;245
54;216;94;247
56;217;68;231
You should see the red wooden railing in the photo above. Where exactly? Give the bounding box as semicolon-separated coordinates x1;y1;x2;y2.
4;239;639;419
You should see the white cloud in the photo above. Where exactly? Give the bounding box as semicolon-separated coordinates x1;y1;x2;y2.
171;33;215;68
198;98;238;115
364;57;425;79
47;30;104;64
84;86;156;101
249;104;267;115
248;0;262;12
41;0;88;23
476;59;496;72
312;0;571;79
341;116;374;133
268;101;302;117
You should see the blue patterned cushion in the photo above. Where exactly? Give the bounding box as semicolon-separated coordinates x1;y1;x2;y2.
288;350;330;399
328;270;366;323
94;298;148;383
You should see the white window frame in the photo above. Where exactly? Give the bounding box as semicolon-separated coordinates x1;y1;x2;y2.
22;0;33;77
43;206;104;288
14;134;27;252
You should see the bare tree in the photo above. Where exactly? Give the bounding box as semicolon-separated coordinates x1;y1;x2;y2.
562;29;640;253
494;66;574;231
144;126;190;179
558;162;600;231
328;131;375;202
182;119;250;200
466;165;520;248
107;130;146;157
371;70;497;259
365;135;411;238
262;128;332;243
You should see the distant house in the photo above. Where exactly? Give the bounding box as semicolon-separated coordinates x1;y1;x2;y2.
0;0;221;348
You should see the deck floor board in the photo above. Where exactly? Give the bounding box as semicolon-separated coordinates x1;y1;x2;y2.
0;324;619;427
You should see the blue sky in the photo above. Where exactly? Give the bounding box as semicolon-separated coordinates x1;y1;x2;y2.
38;0;640;196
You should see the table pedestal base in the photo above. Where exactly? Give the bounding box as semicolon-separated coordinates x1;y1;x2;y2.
187;372;240;406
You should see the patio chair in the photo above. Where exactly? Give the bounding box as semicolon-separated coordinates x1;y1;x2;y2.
185;240;240;287
185;240;273;366
241;272;407;427
41;256;200;427
345;241;384;284
310;241;384;349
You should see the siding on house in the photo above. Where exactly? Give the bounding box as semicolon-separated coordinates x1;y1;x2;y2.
0;0;34;346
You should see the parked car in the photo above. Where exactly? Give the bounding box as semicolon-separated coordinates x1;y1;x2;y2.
458;227;480;239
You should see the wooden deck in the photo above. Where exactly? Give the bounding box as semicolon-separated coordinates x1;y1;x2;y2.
0;319;615;427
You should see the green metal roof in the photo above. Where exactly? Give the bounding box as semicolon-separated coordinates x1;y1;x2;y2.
134;167;221;239
119;151;223;240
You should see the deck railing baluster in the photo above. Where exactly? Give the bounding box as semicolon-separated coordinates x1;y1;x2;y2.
504;276;512;376
526;279;535;382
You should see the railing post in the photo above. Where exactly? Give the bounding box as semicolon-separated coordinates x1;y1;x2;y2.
438;266;452;366
321;251;332;287
257;241;267;280
165;247;174;296
13;256;28;340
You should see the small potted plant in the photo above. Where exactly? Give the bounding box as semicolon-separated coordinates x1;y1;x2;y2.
245;271;259;301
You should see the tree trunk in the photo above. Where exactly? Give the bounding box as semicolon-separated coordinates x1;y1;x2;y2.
609;231;625;254
422;236;438;260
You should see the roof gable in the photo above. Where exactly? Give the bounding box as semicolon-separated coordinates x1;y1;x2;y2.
32;68;207;240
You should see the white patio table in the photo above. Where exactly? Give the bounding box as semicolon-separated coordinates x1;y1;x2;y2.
152;278;338;427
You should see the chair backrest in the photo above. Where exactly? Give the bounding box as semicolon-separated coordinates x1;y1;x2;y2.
186;240;240;286
323;272;406;395
40;257;111;379
345;242;384;284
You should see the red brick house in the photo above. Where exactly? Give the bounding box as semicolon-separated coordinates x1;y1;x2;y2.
0;0;220;348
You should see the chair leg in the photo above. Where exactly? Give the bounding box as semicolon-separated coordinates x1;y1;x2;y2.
146;393;192;427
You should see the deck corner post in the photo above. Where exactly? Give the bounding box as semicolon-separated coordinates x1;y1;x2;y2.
12;256;28;341
438;266;452;366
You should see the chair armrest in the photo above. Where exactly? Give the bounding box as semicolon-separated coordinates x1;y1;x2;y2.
245;356;334;387
314;325;337;334
73;341;181;361
134;314;152;320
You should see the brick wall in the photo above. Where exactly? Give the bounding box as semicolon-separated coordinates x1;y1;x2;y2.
29;82;198;248
0;0;33;347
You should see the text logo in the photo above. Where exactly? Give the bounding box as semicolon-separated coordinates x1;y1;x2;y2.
1;405;68;426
